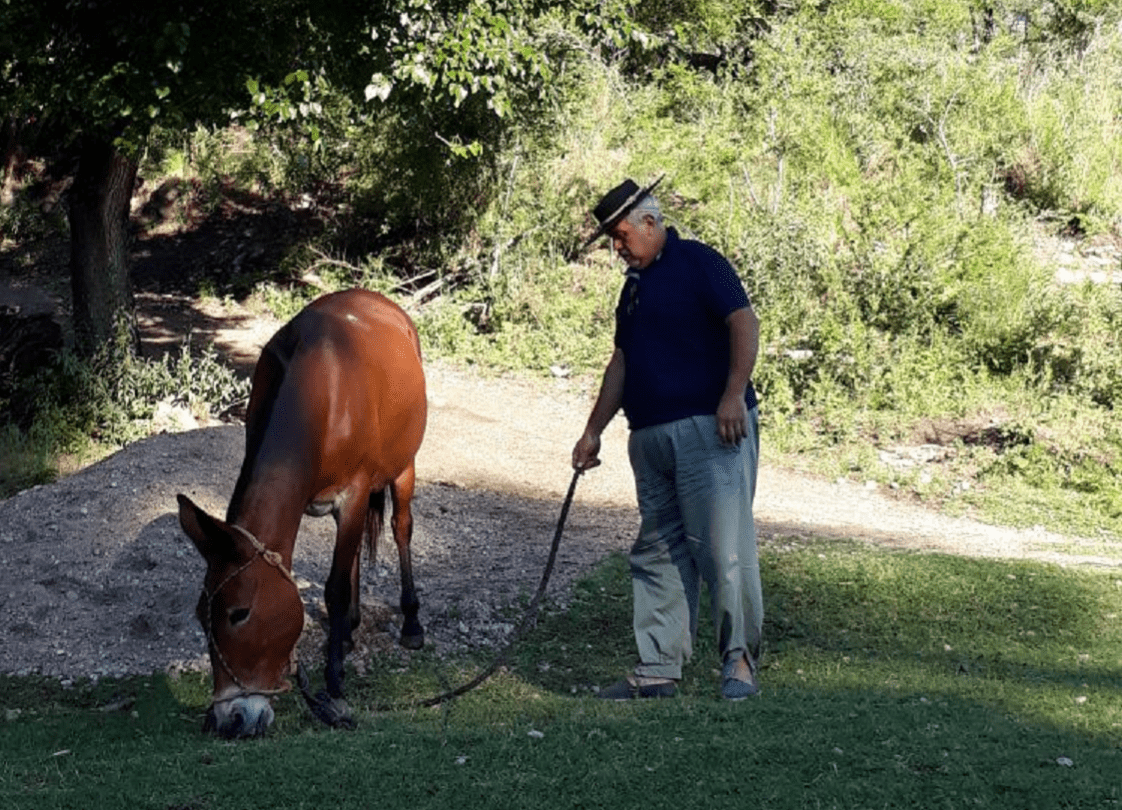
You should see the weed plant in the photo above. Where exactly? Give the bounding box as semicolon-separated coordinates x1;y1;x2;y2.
2;539;1120;809
0;330;248;496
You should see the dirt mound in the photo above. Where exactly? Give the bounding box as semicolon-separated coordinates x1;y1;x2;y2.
0;399;638;681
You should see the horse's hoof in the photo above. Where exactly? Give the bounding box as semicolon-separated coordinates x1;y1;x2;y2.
312;691;356;730
297;664;356;730
400;629;424;650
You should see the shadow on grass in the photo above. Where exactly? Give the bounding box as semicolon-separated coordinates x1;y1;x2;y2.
3;537;1121;810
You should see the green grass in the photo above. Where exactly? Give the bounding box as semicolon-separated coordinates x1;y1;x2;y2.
0;425;56;496
3;540;1121;809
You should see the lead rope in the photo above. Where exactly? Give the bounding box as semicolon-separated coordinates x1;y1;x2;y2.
361;467;585;712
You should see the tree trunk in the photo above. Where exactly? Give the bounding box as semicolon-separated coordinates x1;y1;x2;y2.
68;136;138;356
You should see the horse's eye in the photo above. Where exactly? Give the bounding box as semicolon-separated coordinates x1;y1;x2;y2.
228;607;251;627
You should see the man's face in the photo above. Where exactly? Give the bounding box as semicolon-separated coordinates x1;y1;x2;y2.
608;215;664;270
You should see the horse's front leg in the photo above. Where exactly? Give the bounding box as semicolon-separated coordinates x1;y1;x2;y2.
297;507;361;730
324;499;367;704
391;462;424;649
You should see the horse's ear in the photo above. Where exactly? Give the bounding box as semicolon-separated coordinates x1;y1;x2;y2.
177;494;238;564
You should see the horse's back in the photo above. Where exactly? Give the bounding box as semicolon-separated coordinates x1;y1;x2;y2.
268;289;421;362
251;289;426;493
303;289;423;357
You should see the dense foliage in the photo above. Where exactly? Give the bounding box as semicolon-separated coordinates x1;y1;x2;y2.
345;0;1122;536
3;0;1122;536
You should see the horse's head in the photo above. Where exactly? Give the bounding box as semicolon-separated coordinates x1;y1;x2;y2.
177;494;305;738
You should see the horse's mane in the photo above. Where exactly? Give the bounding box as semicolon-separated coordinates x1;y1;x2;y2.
226;331;292;524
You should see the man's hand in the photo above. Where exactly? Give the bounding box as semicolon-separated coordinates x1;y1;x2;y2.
573;348;625;470
716;391;749;446
719;305;757;446
572;431;603;470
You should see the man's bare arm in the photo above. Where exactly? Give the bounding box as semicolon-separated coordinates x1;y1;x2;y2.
716;305;759;445
572;348;625;469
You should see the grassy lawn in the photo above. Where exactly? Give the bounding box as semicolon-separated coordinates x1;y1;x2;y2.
2;538;1121;809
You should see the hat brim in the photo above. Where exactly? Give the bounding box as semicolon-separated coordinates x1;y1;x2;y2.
580;174;666;251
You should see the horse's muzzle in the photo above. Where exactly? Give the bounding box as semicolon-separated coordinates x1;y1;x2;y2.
203;695;275;739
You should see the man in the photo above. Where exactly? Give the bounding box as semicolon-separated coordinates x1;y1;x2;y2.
572;176;763;701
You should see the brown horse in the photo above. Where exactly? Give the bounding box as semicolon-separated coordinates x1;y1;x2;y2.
177;289;427;738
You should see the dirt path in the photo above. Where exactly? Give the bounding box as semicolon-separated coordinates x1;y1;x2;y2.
136;294;1122;570
0;295;1117;684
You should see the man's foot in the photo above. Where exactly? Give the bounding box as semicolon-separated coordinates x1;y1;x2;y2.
721;652;759;701
597;675;678;700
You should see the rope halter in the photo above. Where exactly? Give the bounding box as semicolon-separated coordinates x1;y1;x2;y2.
201;524;303;707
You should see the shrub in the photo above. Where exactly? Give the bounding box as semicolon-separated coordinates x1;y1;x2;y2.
1034;282;1122;408
6;325;248;468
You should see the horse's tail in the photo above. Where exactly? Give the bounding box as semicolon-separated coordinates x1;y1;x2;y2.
363;489;387;565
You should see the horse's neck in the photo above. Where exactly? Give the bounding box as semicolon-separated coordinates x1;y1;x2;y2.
227;466;307;564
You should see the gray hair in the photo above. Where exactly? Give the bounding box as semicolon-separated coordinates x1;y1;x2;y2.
625;194;663;226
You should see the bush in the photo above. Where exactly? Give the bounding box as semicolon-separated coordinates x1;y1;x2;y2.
0;327;249;497
1033;282;1122;408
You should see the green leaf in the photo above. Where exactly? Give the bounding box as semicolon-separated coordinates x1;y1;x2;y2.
365;74;393;102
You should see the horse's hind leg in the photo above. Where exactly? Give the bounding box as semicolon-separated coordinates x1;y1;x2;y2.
391;462;424;649
349;489;386;635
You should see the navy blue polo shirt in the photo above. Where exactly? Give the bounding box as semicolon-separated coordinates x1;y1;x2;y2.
614;228;758;430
